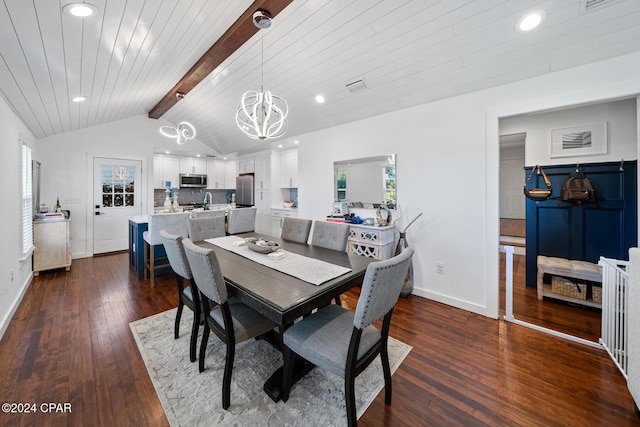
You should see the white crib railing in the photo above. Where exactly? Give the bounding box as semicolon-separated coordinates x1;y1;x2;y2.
599;256;630;379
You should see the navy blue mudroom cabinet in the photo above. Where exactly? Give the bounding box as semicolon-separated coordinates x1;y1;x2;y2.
524;160;637;288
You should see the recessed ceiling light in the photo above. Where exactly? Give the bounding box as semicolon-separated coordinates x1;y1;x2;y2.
165;150;170;154
294;140;299;144
72;96;85;102
196;154;201;157
516;10;545;32
63;3;98;17
315;95;325;104
278;144;283;148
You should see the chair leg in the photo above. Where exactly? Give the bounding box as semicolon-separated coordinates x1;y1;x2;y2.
199;325;210;373
143;241;149;280
189;303;200;363
175;300;184;339
381;345;392;404
149;244;155;288
281;346;294;402
345;376;357;427
334;295;342;306
222;342;235;410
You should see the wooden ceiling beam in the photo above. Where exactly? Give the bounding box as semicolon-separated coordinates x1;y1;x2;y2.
148;0;293;119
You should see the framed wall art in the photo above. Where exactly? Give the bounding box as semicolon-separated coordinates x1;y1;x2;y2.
549;122;607;158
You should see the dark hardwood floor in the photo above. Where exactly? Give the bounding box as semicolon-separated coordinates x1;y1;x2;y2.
0;252;638;426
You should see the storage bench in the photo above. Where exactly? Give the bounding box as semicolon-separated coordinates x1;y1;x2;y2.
536;256;602;308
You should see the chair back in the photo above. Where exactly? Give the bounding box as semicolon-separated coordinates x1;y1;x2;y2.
144;212;190;245
191;209;225;218
159;230;192;280
311;221;350;251
182;238;228;305
354;248;414;330
281;217;312;244
188;216;226;241
227;207;257;234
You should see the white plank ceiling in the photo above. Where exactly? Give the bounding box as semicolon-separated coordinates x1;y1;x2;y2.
1;0;640;157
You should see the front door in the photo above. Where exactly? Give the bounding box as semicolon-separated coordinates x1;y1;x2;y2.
93;157;142;254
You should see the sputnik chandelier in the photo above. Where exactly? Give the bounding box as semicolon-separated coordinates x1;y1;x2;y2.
236;10;288;140
159;121;196;145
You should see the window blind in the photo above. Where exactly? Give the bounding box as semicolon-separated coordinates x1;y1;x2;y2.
22;143;33;257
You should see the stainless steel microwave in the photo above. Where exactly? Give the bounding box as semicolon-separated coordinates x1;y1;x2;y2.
179;174;207;188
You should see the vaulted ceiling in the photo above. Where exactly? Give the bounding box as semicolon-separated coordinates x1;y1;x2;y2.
1;0;639;157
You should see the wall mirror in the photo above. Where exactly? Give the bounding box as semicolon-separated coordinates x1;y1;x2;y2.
334;154;396;208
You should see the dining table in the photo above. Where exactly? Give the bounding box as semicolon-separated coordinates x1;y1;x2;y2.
199;233;375;402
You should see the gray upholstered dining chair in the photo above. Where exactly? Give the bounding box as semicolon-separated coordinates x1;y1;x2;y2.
143;212;190;287
191;209;226;218
281;217;312;244
310;220;350;252
310;220;351;305
182;238;277;410
188;216;226;242
226;207;257;235
281;248;414;427
159;230;201;363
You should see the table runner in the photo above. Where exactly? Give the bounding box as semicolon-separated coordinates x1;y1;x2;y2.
205;236;352;286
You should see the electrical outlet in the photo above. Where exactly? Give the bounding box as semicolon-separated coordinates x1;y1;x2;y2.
436;262;445;275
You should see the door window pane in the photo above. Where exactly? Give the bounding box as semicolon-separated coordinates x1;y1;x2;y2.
101;165;135;207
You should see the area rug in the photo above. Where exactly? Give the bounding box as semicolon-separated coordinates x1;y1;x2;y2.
130;308;412;426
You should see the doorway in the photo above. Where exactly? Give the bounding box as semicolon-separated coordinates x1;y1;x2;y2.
93;157;142;254
498;127;604;344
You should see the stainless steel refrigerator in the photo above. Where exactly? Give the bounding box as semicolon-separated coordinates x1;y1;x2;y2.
235;173;254;207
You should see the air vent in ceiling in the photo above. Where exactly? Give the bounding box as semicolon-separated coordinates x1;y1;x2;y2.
582;0;616;12
345;77;369;94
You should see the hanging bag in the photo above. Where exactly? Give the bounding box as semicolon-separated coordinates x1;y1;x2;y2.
523;165;552;201
560;169;596;204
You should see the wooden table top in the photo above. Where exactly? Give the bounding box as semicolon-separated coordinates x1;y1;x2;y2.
201;233;374;326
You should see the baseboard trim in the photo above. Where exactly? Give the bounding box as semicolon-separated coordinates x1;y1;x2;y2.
411;287;492;318
0;272;33;341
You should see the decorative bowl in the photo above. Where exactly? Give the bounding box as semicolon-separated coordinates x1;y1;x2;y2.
245;237;280;253
283;200;295;208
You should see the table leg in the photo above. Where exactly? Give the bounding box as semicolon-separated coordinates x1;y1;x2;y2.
263;355;314;402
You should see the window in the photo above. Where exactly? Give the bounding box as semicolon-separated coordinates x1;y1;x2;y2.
383;166;396;206
22;143;34;257
336;170;347;200
101;165;135;208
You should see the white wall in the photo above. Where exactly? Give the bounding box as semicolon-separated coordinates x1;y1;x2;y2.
35;115;215;259
0;95;37;338
501;98;637;166
5;53;640;338
279;51;640;318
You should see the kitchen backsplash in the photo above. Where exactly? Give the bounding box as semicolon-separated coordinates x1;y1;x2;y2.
154;188;233;207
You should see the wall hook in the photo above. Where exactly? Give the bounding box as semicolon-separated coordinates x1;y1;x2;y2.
575;162;580;173
620;158;625;171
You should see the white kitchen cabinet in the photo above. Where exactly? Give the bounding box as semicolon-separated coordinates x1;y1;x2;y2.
280;149;298;188
207;159;237;189
270;208;297;237
225;160;237;188
254;154;270;190
180;157;206;174
238;158;254;174
206;160;226;189
34;219;72;275
254;189;271;234
153;155;180;189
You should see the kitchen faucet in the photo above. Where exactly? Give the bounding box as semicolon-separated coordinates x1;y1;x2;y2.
203;192;212;208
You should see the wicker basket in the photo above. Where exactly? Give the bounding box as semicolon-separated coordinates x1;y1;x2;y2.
551;276;587;300
592;285;602;304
